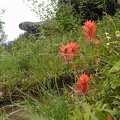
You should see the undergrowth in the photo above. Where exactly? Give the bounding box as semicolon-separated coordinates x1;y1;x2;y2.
0;3;120;120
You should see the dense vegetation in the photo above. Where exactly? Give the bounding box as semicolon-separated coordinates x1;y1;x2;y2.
0;0;120;120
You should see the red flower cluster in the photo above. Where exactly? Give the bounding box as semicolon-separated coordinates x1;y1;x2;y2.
82;20;100;46
75;73;90;94
59;42;79;64
82;20;96;42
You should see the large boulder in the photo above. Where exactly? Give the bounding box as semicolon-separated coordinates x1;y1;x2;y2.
19;21;45;34
19;20;54;35
19;22;40;34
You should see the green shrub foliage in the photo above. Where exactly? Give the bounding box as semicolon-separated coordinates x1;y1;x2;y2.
57;0;119;23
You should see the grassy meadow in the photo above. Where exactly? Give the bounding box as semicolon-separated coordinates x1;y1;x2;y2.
0;7;120;120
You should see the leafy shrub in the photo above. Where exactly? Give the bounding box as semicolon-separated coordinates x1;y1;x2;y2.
56;0;118;30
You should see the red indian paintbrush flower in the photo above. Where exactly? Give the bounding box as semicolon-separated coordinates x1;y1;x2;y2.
59;42;79;64
82;20;100;46
75;73;90;94
82;20;96;43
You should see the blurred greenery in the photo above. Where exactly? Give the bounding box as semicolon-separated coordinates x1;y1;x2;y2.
0;0;120;120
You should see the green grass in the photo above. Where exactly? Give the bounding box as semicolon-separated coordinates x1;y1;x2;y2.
0;11;120;120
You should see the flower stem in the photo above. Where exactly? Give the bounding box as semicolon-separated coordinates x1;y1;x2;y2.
85;94;92;105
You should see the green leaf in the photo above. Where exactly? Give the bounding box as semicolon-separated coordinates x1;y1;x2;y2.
115;110;120;117
83;103;99;120
84;113;89;120
111;77;120;89
95;109;106;120
112;100;120;105
109;61;120;73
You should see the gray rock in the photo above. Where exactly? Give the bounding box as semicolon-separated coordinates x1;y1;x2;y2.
19;21;42;34
19;20;55;35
